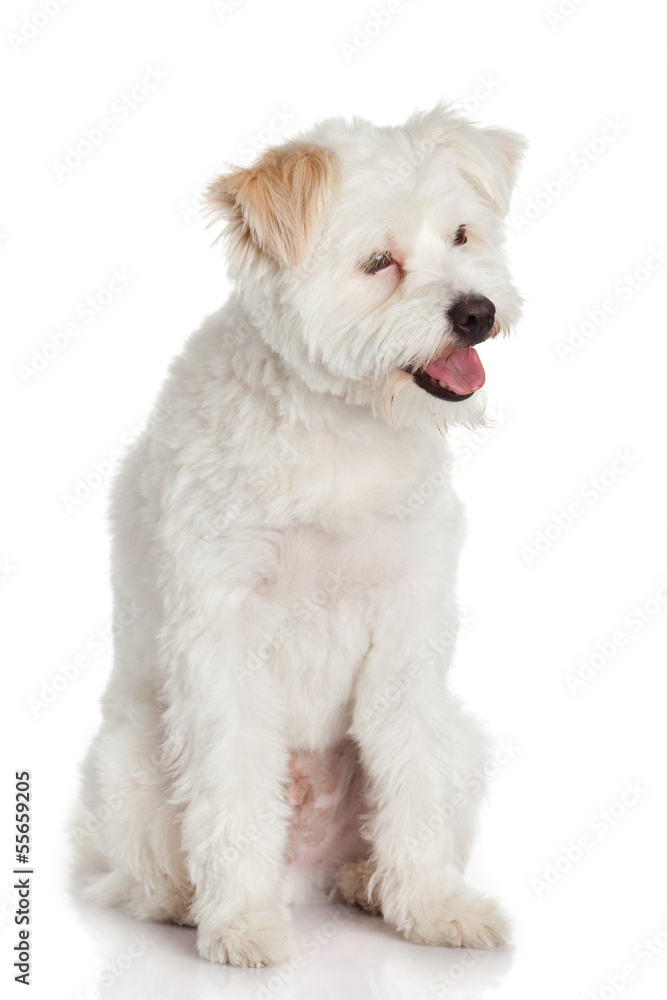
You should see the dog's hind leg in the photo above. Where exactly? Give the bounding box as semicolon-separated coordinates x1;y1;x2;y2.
75;698;193;926
330;858;381;916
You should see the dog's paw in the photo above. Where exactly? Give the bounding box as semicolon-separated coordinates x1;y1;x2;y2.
402;893;510;950
197;910;295;967
330;858;382;916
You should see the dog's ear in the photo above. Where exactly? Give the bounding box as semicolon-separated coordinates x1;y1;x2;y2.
456;126;527;215
206;143;338;267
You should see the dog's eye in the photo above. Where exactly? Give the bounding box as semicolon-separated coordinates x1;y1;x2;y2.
362;251;393;274
453;226;467;246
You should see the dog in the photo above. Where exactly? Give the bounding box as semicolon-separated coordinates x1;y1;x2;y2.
76;103;525;967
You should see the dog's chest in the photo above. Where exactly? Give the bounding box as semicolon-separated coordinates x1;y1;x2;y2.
253;513;426;750
264;415;444;531
231;425;457;747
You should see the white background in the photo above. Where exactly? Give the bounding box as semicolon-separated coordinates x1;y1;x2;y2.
2;0;667;997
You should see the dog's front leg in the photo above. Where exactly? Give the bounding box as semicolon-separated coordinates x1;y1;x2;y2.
160;609;294;967
350;603;510;950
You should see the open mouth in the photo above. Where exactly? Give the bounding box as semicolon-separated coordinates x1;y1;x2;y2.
406;347;486;402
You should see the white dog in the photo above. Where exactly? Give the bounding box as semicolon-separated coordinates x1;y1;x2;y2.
77;104;525;967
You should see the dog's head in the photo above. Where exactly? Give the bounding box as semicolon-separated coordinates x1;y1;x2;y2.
207;104;525;429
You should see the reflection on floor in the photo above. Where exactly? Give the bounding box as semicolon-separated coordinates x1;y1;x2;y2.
68;893;515;999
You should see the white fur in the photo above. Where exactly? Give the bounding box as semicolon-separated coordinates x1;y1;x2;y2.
76;104;525;967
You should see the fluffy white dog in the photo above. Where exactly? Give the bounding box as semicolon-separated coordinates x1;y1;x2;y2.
77;104;525;967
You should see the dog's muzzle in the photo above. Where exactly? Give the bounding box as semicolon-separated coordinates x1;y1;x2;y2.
405;296;496;402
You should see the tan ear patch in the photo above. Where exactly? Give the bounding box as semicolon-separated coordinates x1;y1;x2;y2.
207;143;337;266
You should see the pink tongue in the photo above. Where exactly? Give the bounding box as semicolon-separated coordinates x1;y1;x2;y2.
424;347;485;394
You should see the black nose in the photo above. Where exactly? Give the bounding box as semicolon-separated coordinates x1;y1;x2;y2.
448;296;496;344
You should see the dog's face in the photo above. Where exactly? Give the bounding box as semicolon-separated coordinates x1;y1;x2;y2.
208;105;525;429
